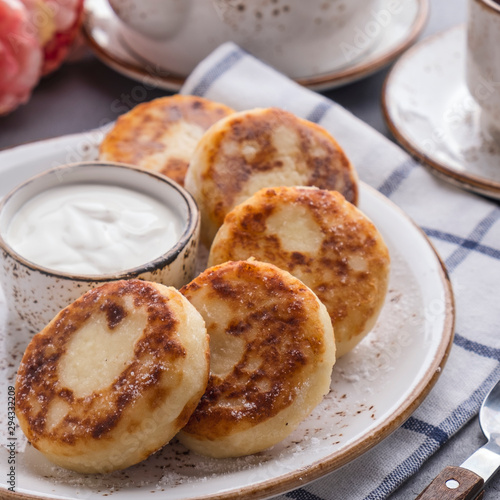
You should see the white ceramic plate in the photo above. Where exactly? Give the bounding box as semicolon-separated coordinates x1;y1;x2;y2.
82;0;429;92
383;25;500;200
0;131;454;500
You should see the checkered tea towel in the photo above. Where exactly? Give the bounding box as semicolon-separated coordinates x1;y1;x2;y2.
181;42;500;500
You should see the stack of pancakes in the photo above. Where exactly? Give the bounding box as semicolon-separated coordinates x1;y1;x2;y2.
15;95;390;473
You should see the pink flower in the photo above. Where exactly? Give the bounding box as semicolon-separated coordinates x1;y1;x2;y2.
40;0;84;75
20;0;84;75
0;0;84;115
0;0;43;115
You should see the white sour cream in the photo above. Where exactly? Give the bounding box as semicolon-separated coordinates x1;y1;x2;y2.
6;183;184;275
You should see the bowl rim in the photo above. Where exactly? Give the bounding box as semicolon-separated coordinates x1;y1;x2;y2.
0;161;200;282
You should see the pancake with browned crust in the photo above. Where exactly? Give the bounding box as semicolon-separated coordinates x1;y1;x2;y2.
99;95;234;186
208;186;390;358
15;279;209;473
178;259;335;458
184;107;358;245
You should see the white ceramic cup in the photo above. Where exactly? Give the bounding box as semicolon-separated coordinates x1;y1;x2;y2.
466;0;500;141
109;0;387;78
0;162;200;332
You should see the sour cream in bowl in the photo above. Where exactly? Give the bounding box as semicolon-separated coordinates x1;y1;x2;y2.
0;162;200;332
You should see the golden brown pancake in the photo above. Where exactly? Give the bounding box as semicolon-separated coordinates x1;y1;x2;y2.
99;95;234;186
178;259;335;458
184;107;358;245
15;279;209;473
208;186;390;358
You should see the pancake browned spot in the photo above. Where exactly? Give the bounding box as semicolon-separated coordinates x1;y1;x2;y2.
15;279;209;473
208;186;390;358
99;95;234;186
101;299;127;329
178;259;335;458
184;107;358;245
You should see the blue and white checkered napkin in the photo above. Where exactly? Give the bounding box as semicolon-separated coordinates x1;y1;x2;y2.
181;43;500;499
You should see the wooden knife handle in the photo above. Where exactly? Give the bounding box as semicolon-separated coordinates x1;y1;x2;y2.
415;466;484;500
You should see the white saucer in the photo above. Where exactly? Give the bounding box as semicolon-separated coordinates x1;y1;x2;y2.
383;25;500;200
82;0;429;92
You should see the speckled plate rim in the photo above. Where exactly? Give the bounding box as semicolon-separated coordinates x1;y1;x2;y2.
0;134;454;500
82;0;429;92
382;24;500;200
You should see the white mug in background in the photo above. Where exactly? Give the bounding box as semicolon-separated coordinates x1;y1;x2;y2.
211;0;385;78
466;0;500;141
107;0;231;76
108;0;389;79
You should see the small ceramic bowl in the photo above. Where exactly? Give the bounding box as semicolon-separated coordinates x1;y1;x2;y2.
466;0;500;141
0;161;200;332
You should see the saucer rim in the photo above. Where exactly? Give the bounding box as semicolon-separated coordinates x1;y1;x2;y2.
301;0;429;90
82;0;429;92
381;24;500;200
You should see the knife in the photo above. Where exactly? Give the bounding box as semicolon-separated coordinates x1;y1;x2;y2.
416;380;500;499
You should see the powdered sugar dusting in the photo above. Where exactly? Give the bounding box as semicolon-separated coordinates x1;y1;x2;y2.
0;232;437;499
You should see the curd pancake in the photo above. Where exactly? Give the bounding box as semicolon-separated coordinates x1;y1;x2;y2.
184;107;358;245
178;259;335;458
15;279;209;473
208;187;390;358
99;95;234;186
